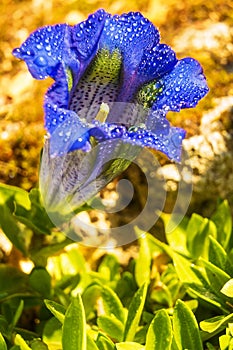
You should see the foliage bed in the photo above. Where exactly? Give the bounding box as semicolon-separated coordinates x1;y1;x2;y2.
0;183;232;349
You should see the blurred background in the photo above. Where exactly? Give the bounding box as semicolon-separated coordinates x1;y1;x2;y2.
0;0;233;214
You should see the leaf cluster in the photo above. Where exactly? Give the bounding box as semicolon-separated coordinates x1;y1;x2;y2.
0;184;232;349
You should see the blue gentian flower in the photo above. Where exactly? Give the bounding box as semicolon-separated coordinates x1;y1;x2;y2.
13;9;208;215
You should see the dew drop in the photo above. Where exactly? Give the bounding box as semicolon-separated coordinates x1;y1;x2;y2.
171;133;182;147
34;56;48;67
36;44;43;50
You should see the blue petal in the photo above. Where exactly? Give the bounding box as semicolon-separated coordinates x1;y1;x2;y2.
44;65;70;120
71;9;108;60
122;119;186;162
153;57;209;111
100;12;162;101
12;9;108;82
63;113;186;162
138;44;177;81
44;104;90;156
100;12;159;57
12;24;69;79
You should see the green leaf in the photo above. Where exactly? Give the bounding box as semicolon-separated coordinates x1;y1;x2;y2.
29;268;51;298
208;236;233;277
173;299;203;350
186;214;211;259
101;285;125;323
145;309;172;350
44;300;66;324
97;315;124;342
123;283;148;342
83;283;125;323
86;333;99;350
98;254;120;282
0;183;30;209
14;188;54;235
42;317;62;350
0;203;27;255
208;235;227;269
0;265;29;295
205;343;216;350
11;300;24;328
200;258;231;292
200;314;233;333
62;295;86;350
29;339;49;350
0;333;7;350
221;279;233;297
14;334;32;350
162;213;189;256
211;200;232;250
173;252;201;285
219;334;232;350
116;342;144;350
96;333;115;350
135;230;151;287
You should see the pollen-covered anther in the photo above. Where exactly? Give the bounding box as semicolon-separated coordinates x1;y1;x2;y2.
95;102;110;123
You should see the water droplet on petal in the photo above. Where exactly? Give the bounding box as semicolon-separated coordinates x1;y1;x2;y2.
34;56;48;67
36;44;43;50
171;133;183;147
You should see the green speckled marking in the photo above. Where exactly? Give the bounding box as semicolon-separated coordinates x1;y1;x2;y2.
66;68;73;92
137;81;163;109
85;48;122;83
69;49;122;121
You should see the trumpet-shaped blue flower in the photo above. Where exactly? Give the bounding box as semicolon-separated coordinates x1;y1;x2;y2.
13;9;208;215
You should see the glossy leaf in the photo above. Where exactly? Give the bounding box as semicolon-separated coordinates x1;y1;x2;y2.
123;283;148;342
173;299;203;350
62;295;86;350
14;188;54;235
200;314;233;333
97;315;124;342
186;214;211;259
221;279;233;297
29;339;49;349
98;254;120;282
14;334;32;350
101;285;125;323
0;333;7;350
11;300;24;329
44;300;66;324
29;268;51;298
0;183;30;210
96;333;115;350
211;200;232;250
116;342;145;350
200;258;231;292
172;252;201;284
0;203;27;255
145;309;172;350
42;317;62;349
135;231;151;287
162;214;190;256
86;333;99;350
208;235;227;264
219;334;232;350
